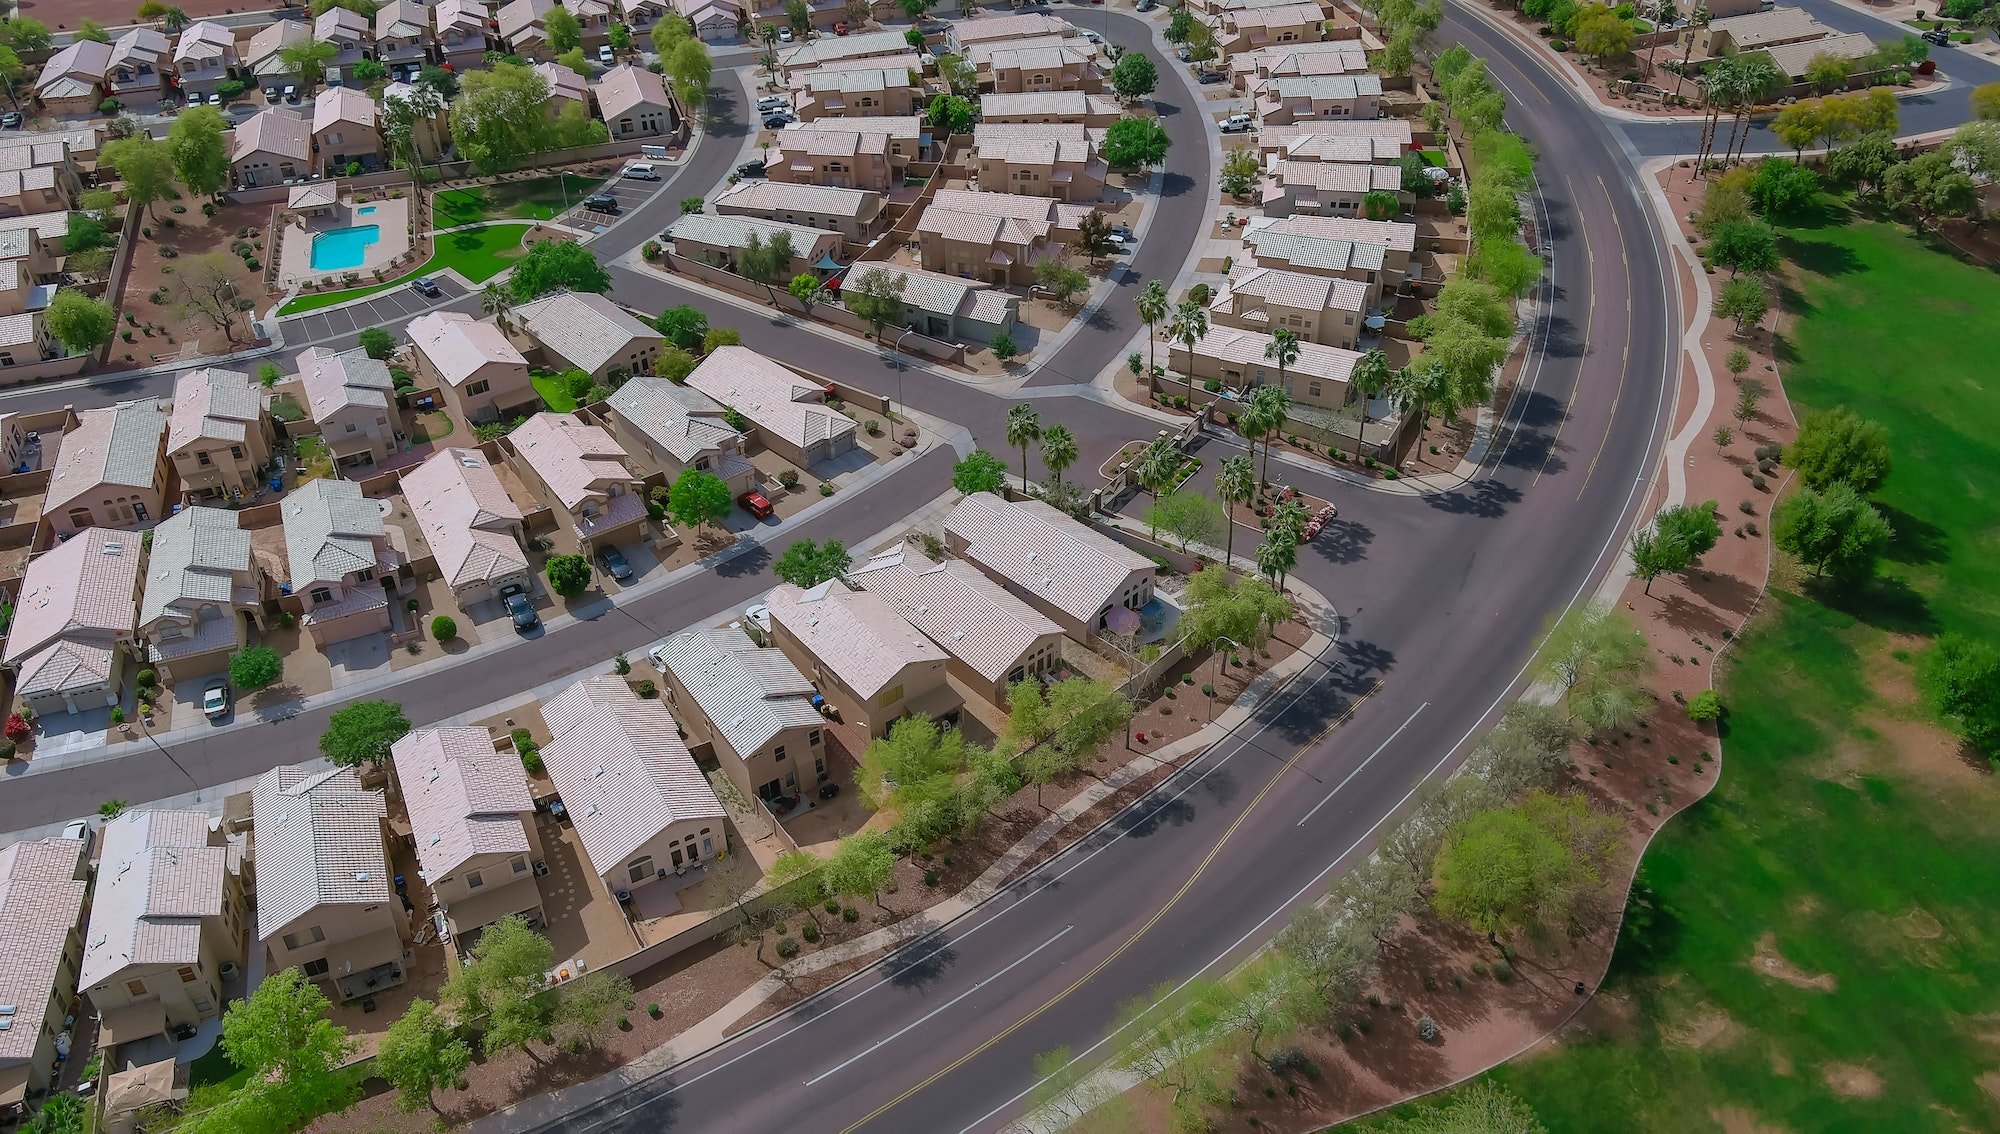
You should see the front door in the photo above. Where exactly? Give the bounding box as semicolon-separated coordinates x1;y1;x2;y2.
670;845;685;870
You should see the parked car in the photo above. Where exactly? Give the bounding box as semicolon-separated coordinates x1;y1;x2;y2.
1176;44;1192;61
1198;69;1226;84
818;781;841;801
624;161;661;180
410;276;442;298
1220;113;1253;133
202;680;230;720
596;545;634;581
1923;26;1950;45
598;43;615;64
1;111;22;129
59;819;92;857
757;94;790;110
263;85;281;102
737;489;775;519
207;91;222;105
778;25;793;41
500;583;538;631
1111;223;1134;242
283;84;299;103
736;158;767;177
1136;0;1157;9
764;114;792;130
583;193;620;213
833;19;849;33
186;90;202;107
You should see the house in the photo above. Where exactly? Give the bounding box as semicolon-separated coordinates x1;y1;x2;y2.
381;81;450;160
1217;2;1325;54
978;90;1123;127
0;310;59;373
498;0;613;59
678;0;747;41
34;41;111;116
1255;74;1384;125
1231;40;1371;89
0;158;73;219
1763;32;1877;87
1243;213;1418;301
80;810;247;1052
0;211;70;262
512;291;665;382
532;61;591;117
684;346;858;469
3;528;142;715
407;310;535;426
0;838;89;1116
390;727;546;944
282;478;401;648
968;36;1101;94
0;254;53;321
167;367;274;503
915;187;1087;287
624;0;675;34
652;628;829;807
506;413;649;550
45;400;170;539
374;0;435;71
313;87;382;175
232;107;313;187
1260;158;1403;219
836;263;1019;345
663;212;841;279
247;19;312;91
1208;264;1371;350
945;12;1078;53
771;117;926;192
1257;120;1413;165
711;179;888;244
792;65;922;121
296;345;403;471
1697;0;1769;18
1174;322;1363;407
848;548;1065;704
137;507;269;683
107;28;172;104
1682;7;1838;63
943;492;1156;641
251;764;410;1004
401;447;530;606
540;675;728;896
314;5;377;74
765;578;959;738
434;0;495;71
601;377;757;493
972;123;1106;203
172;22;240;99
598;64;678;140
779;29;912;79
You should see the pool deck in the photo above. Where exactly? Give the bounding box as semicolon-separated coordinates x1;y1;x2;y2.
278;196;413;290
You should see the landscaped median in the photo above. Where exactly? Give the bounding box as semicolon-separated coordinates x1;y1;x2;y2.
275;223;535;316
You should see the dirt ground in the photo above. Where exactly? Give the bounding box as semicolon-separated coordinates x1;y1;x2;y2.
18;0;267;32
110;198;275;369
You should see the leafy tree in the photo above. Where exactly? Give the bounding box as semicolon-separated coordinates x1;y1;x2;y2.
45;292;115;356
860;715;970;823
1974;80;2000;120
1220;146;1260;198
99;134;177;220
652;9;691;55
510;238;611;301
1746;157;1820;218
665;37;713;114
1206;952;1322;1062
0;17;50;57
1110;50;1158;101
1116;981;1230;1133
737;230;797;289
1166;8;1196;43
545;553;592;597
447;916;557;1060
219;968;359;1128
166;105;230;198
75;18;112;42
1786;406;1892;493
279;38;338;93
822;830;897;908
1005;404;1041;487
1884;147;1980;228
549;970;634;1053
1032;257;1089;304
609;22;632;51
1375;1081;1549;1134
1181;567;1291;654
1532;605;1653;733
456;61;556;173
544;5;582;52
935;53;976;97
1706;218;1779;277
1432;790;1621;938
952;448;1008;495
653;346;697;383
1102;118;1171;170
1629;501;1720;594
319;700;411;769
1771;100;1823;158
845;267;908;337
1040;423;1078;485
418;64;460;99
991;331;1018;362
1073;209;1117;265
656;304;708;350
667;468;732;536
1362;189;1401;221
703;326;742;353
376;998;470;1113
555;46;590;76
358;327;396;360
1772;481;1894;581
1921;634;2000;754
787;273;824;319
1145;490;1226;553
228;646;283;691
1711;275;1769;334
773;537;852;587
927;92;974;134
1215;455;1255;566
1826;131;1898;197
24;1095;84;1134
1572;2;1633;65
1803;51;1853;95
431;615;457;642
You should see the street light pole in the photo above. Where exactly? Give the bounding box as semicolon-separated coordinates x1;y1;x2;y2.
891;327;916;424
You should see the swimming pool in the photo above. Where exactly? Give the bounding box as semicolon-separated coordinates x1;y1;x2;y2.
310;224;381;271
357;205;378;216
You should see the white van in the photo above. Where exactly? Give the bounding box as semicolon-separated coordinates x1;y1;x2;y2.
623;162;661;181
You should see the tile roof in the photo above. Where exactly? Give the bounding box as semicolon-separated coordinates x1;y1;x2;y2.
1216;264;1370;317
400;447;527;589
780;29;910;69
943;492;1155;625
314;5;373;42
532;60;589;104
80;810;229;991
392;727;535;883
508;412;638;511
684;346;858;451
1266;74;1385;101
313;86;378;135
974;40;1095;73
44;401;166;516
839;263;1015;325
1763;31;1873;77
606;376;743;464
408;310;527;389
1709;6;1829;46
138;506;254;632
233;107;312;163
1190;322;1363;383
281;476;388;589
1260;120;1412;162
1236;40;1372;79
848;549;1063;683
5;528;141;696
541;675;725;877
296;344;394;422
979;90;1122;119
652;628;822;758
515;291;663;377
664;211;834;257
173;21;237;65
950;12;1077;45
598;63;673;122
166;367;263;456
109;27;171;73
0;838;88;1065
795;64;913;95
247;20;311;75
375;0;430;40
36;42;112;96
795;50;922;76
251;765;391;942
974;122;1095;165
1224;1;1324;29
435;0;489;36
1242;228;1382;273
713;178;883;221
765;578;948;699
1258;212;1417;253
1270;158;1403;195
0;210;70;245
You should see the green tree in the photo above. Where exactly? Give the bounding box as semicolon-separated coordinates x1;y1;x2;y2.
100;134;177;220
1772;481;1894;581
1884;147;1980;228
991;331;1018;362
822;830;897;908
1181;567;1292;653
358;326;396;360
455;61;557;173
1032;257;1089;304
1264;327;1301;396
1712;275;1769;334
1628;501;1720;595
1166;7;1196;42
1145;491;1225;553
1215;455;1254;566
319;700;412;769
1973;80;2000;120
1257;529;1299;588
1135;278;1171;388
1110;50;1158;101
1116;981;1229;1133
279;38;338;94
544;5;582;52
1132;436;1184;505
1572;2;1634;66
1920;634;2000;754
166;105;229;198
609;22;631;51
545;553;592;597
953;448;1008;495
1168;298;1208;400
75;18;112;43
380;80;446;184
665;37;713;114
45;291;115;356
376;998;470;1113
447;915;557;1061
859;715;969;818
510;238;612;301
1103;118;1171;169
1005;404;1041;488
228;645;284;691
788;273;824;319
0;18;51;57
1785;406;1892;493
653;346;697;383
1376;1081;1549;1134
655;304;708;350
845;266;908;337
1219;146;1260;198
24;1096;84;1134
549;970;634;1053
773;537;852;587
1706;218;1779;277
1432;791;1621;938
1532;605;1653;733
1246;384;1291;484
927;92;974;134
1351;347;1393;402
219;968;359;1128
1747;157;1820;218
1004;678;1053;752
935;53;976;97
667;468;732;536
431;615;457;642
1046;676;1131;763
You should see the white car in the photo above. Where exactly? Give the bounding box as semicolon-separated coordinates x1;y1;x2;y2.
757;94;791;111
1220;113;1253;133
202;680;231;720
778;26;794;42
598;44;615;64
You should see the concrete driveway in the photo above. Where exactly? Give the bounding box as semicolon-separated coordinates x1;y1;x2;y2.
325;634;393;687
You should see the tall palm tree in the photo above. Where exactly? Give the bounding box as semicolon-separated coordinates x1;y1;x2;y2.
481;284;514;331
1216;454;1254;567
1264;328;1301;396
1728;54;1782;164
279;39;338;95
161;6;191;32
1257;530;1298;590
1647;0;1677;74
1135;279;1169;388
1040;423;1077;485
1005;404;1041;490
1134;437;1182;504
1247;385;1291;485
1168;300;1208;402
1680;3;1710;72
1351;348;1392;402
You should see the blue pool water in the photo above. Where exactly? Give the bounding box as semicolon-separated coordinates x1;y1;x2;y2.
310;224;381;270
356;205;378;216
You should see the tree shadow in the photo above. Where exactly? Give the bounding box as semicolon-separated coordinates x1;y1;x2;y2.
886;939;960;993
1776;234;1863;279
1874;502;1948;567
1116;794;1196;837
1307;517;1373;565
713;541;771;578
1424;477;1521;519
1813;571;1936;637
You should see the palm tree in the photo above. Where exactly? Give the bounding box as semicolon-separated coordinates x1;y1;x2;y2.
1005;404;1041;490
1134;437;1182;503
481;284;514;332
1257;530;1298;590
1646;0;1677;74
1135;279;1169;388
1264;328;1301;396
1680;3;1709;72
279;39;338;95
161;6;190;32
1247;385;1291;485
1216;454;1254;567
1168;300;1208;402
1728;54;1782;164
1352;348;1392;402
1040;423;1077;485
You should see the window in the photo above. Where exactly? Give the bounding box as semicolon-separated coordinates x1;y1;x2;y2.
466;869;484;890
178;966;199;983
345;422;358;433
773;744;787;762
197;451;212;465
283;925;327;950
808;728;822;747
512;855;529;874
1308;381;1322;398
309;587;333;604
356;568;375;583
466;379;490;396
879;683;903;707
125;979;148;997
231;445;244;459
301;957;330;978
628;856;654;883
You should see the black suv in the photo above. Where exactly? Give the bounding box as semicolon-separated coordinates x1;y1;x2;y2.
583;193;620;213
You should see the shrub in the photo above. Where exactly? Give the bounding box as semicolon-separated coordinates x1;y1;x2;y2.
1686;689;1723;721
1492;960;1514;981
775;936;800;959
431;615;457;642
649;1003;662;1018
614;653;631;676
800;923;821;943
819;483;834;497
0;738;14;762
778;469;800;489
842;906;860;922
1;715;26;743
1550;37;1569;49
637;679;658;698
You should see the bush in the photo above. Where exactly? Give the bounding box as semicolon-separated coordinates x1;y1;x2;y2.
637;679;658;698
1686;689;1723;721
614;653;631;676
775;936;800;959
800;923;821;943
1;714;25;743
1492;960;1514;981
648;1002;662;1018
819;483;834;497
431;615;457;642
842;906;860;923
0;738;14;762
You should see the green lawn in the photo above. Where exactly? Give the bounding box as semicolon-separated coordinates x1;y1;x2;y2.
188;1043;251;1092
432;173;602;228
532;371;579;412
1350;204;2000;1132
277;223;532;316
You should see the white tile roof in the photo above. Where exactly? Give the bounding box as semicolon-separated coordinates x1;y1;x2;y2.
173;21;237;65
508;412;638;512
1266;74;1384;101
1190;322;1363;383
233;107;312;163
281;476;387;589
950;12;1077;46
838;263;1016;326
684;346;858;452
974;122;1095;165
80;809;229;991
313;86;378;135
45;401;166;516
138;506;253;632
248;19;311;76
392;727;535;882
408;310;527;390
251;765;391;942
1763;31;1873;78
979;91;1123;120
0;839;87;1065
1257;213;1417;253
532;60;589;105
598;62;673;122
4;529;140;696
297;344;394;424
166;367;262;456
400;447;527;590
1708;6;1829;46
848;549;1063;683
1224;2;1324;30
605;376;742;465
1260;120;1411;162
780;28;909;69
944;492;1155;625
514;291;663;377
1216;263;1369;318
765;578;946;700
713;178;883;221
652;628;822;759
1270;158;1403;195
35;41;111;98
664;211;834;258
1243;227;1383;274
541;674;725;878
794;64;913;96
1236;40;1371;79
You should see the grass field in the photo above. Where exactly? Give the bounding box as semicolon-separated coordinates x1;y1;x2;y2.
1349;203;2000;1132
432;174;600;228
532;371;578;412
277;224;532;316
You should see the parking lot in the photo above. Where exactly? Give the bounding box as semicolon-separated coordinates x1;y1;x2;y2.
550;167;668;235
280;275;475;349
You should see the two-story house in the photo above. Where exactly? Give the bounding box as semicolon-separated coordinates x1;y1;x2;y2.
915;187;1087;287
401;447;531;607
0;838;89;1115
1242;213;1418;303
944;492;1157;643
252;764;410;1004
601;376;756;494
232;107;313;188
170;22;240;100
81;810;247;1053
512;291;664;383
778;30;911;82
391;727;546;945
529;60;590;121
684;346;859;470
314;6;377;77
972;123;1106;203
45;400;170;539
662;212;841;280
138;507;270;684
652;628;830;806
167;367;274;503
848;548;1064;705
1176;322;1363;408
407;310;536;426
33;42;111;117
1208;264;1370;350
770;117;925;192
711;179;888;245
506;413;649;552
1230;40;1370;91
296;344;403;471
792;65;922;121
978;90;1123;127
764;579;959;738
381;81;450;161
498;0;614;60
1254;74;1384;126
247;19;312;94
374;0;434;75
281;477;401;649
970;36;1101;94
1217;1;1324;54
313;86;382;175
107;28;171;104
434;0;495;72
599;64;678;141
1260;158;1404;219
3;528;142;716
1256;121;1413;166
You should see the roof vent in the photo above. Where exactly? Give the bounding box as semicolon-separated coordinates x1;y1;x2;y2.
583;803;599;817
953;630;965;640
354;872;371;882
591;764;606;779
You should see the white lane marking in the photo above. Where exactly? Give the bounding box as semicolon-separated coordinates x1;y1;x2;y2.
1296;702;1429;827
